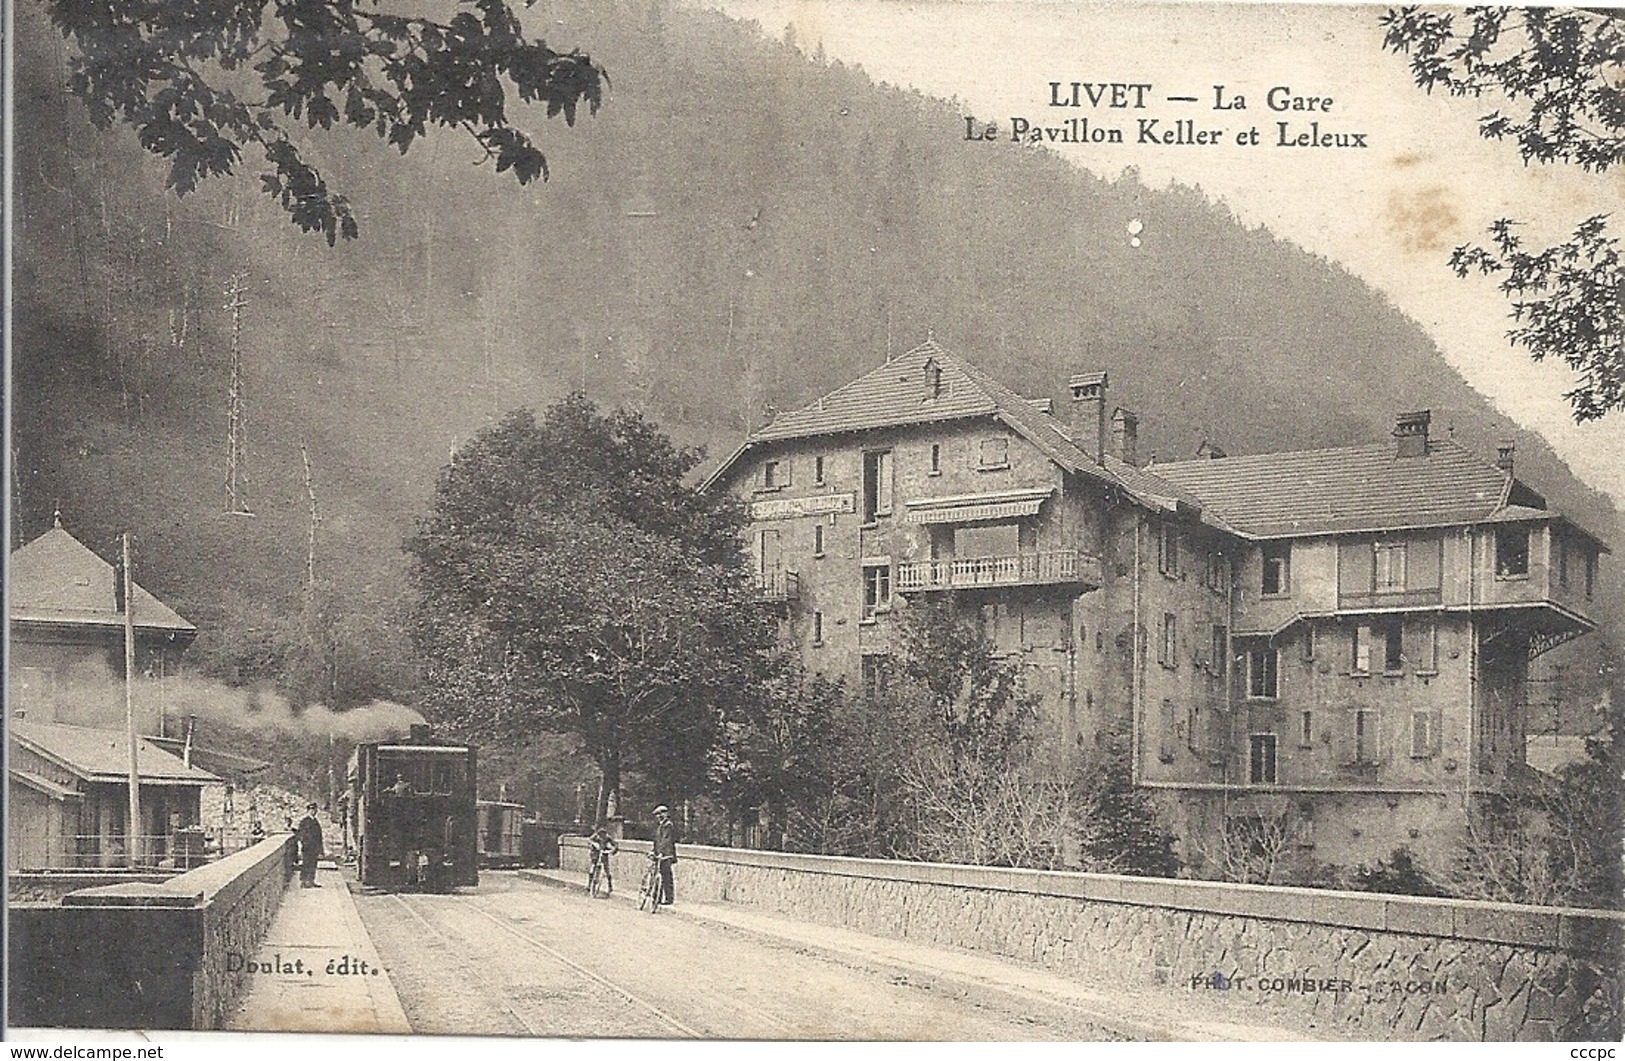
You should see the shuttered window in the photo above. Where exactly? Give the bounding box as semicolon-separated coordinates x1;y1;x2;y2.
1249;734;1278;784
1410;535;1442;590
1410;711;1437;758
1340;540;1375;596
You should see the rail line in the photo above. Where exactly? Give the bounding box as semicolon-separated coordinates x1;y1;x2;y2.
385;892;547;1036
452;893;709;1037
390;889;708;1038
485;876;799;1037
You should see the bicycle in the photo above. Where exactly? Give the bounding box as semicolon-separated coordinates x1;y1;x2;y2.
637;852;663;913
587;851;611;899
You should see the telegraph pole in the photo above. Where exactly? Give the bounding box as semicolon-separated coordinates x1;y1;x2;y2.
224;274;253;516
122;532;141;867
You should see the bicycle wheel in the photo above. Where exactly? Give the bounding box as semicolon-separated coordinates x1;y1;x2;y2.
588;861;603;899
638;863;660;912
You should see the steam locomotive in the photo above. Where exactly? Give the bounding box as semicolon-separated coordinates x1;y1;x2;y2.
346;726;478;891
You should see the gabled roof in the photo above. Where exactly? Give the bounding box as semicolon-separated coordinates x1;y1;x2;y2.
704;341;1172;507
1151;439;1594;542
745;341;1010;444
704;344;1603;549
10;524;195;635
10;720;220;785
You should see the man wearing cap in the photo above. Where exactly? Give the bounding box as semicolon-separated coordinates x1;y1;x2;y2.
297;802;324;888
652;805;677;905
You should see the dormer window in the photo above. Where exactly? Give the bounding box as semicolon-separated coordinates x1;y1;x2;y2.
924;358;942;399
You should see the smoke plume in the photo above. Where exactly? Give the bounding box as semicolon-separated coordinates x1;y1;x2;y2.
18;660;426;742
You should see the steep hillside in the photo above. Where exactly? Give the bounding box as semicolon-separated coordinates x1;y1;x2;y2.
12;0;1622;714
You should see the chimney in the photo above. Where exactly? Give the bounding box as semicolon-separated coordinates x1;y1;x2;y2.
1069;371;1108;464
1112;407;1140;466
1393;410;1431;459
1496;440;1515;474
1196;439;1227;460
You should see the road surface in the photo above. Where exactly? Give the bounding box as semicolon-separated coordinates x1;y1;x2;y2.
354;872;1135;1039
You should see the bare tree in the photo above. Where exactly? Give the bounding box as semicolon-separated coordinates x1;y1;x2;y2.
1191;810;1299;886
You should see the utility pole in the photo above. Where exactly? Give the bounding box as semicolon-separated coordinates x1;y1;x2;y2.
300;443;320;607
224;274;253;516
122;532;141;867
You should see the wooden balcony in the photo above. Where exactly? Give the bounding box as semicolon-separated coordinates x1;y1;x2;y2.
757;570;800;604
897;549;1103;593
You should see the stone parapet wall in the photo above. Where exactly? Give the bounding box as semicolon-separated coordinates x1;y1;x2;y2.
189;835;297;1029
560;837;1621;1040
9;835;295;1030
9;871;172;905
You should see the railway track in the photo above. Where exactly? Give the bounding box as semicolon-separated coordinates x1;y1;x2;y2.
474;882;801;1037
387;890;707;1038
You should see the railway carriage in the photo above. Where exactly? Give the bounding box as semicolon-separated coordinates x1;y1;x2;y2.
348;727;478;891
476;800;525;868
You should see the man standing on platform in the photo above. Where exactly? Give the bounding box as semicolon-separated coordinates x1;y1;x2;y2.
652;805;677;905
297;802;324;888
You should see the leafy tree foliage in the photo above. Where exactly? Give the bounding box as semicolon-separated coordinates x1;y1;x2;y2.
893;597;1036;766
405;396;772;821
46;0;605;243
706;657;840;849
1451;216;1623;421
1381;7;1625;420
1067;725;1181;878
1348;846;1447;898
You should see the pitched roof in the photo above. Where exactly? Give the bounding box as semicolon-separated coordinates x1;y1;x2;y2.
705;344;1602;547
748;341;1007;443
10;720;220;785
1151;440;1551;539
10;525;195;635
706;340;1156;500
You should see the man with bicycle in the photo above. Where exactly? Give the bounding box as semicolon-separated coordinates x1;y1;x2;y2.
652;804;677;905
587;824;618;896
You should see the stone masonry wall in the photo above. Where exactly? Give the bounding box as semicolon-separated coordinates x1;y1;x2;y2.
561;838;1621;1041
191;834;297;1029
9;835;295;1030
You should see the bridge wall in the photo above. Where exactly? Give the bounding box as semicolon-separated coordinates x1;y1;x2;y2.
561;837;1621;1040
9;835;295;1030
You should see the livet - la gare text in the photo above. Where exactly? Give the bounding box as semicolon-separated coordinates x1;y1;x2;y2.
963;80;1369;148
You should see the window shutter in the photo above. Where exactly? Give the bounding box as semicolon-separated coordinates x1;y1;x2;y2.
1338;708;1357;765
1410;535;1442;590
1339;540;1374;596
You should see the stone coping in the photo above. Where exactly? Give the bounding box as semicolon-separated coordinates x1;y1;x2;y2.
62;835;293;910
560;836;1622;951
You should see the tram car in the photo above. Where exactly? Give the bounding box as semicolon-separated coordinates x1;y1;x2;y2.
476;800;526;868
348;727;478;891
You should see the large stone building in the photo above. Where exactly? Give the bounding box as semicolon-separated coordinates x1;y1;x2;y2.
705;341;1607;872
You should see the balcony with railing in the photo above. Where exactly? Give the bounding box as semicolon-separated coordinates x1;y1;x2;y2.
897;549;1103;593
756;569;801;604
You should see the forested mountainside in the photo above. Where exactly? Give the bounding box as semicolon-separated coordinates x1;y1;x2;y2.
12;0;1621;724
